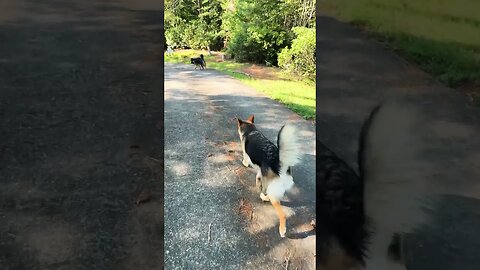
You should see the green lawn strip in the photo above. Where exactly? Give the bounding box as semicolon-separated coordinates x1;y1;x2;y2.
321;0;480;105
352;20;480;88
241;79;315;120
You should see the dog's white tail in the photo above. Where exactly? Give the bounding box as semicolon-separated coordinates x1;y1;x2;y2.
265;124;302;201
360;103;429;268
277;124;301;173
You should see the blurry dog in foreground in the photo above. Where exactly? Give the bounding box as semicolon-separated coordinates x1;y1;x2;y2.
190;54;206;70
236;115;301;237
317;104;426;270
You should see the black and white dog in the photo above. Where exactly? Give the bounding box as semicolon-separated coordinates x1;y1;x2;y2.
237;115;301;237
190;54;206;70
317;104;424;270
316;106;379;270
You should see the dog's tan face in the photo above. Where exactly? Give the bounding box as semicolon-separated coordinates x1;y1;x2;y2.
236;114;254;139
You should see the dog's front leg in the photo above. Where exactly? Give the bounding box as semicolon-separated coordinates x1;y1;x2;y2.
240;139;250;168
242;152;250;167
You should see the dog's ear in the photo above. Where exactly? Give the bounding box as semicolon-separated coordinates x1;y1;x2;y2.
246;114;254;123
237;118;243;127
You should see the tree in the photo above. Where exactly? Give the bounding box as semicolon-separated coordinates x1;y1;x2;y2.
222;0;315;65
165;0;316;76
222;0;289;64
278;27;316;80
164;0;223;50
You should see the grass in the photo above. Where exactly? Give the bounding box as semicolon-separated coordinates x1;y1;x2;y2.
320;0;480;104
165;49;316;119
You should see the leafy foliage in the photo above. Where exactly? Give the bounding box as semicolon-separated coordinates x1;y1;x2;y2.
278;27;316;80
165;0;223;49
222;0;286;65
165;0;316;79
222;0;315;66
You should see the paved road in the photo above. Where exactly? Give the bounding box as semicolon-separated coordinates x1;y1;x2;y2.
317;15;480;269
164;63;316;269
0;1;163;269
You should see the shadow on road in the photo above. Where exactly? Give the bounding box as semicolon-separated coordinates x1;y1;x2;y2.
164;63;316;269
317;15;480;269
0;1;164;269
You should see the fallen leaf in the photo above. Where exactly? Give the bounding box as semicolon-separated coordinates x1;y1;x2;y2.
237;198;254;220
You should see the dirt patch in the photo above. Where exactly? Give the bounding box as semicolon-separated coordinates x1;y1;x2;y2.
225;140;239;150
234;166;249;179
212;53;226;62
240;64;280;80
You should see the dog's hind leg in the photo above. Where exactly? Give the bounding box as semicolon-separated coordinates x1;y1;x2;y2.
269;196;287;237
270;198;287;237
255;170;262;186
260;192;269;201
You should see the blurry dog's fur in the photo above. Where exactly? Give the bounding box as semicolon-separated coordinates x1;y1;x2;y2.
316;107;378;270
361;103;427;270
190;54;206;70
317;104;426;270
237;115;301;237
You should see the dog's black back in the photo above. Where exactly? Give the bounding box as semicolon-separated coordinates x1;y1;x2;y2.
243;125;280;176
190;57;204;67
190;54;206;69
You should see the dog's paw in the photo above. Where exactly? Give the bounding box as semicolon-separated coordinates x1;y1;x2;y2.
242;159;249;167
279;225;286;238
260;193;270;202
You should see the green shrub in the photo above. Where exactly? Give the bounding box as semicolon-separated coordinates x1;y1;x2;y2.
226;26;286;64
224;0;291;65
278;27;316;80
